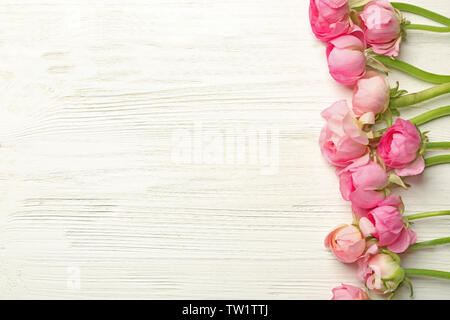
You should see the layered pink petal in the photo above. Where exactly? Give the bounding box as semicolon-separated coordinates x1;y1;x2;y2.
320;101;369;167
339;171;354;201
378;119;423;171
309;0;351;42
350;189;385;209
369;206;404;246
331;284;369;300
325;225;366;263
351;161;388;190
361;0;402;57
327;48;366;85
326;32;366;85
343;112;369;145
352;72;390;117
387;228;417;253
394;155;425;177
359;217;376;238
378;194;402;208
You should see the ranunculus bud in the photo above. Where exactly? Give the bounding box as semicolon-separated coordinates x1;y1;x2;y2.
319;100;369;167
325;224;366;263
326;28;366;85
361;0;402;57
331;284;370;300
359;195;417;253
358;252;405;294
377;119;425;176
309;0;351;42
352;72;390;123
339;160;388;209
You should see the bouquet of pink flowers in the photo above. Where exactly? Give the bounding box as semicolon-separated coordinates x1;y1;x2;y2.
310;0;450;299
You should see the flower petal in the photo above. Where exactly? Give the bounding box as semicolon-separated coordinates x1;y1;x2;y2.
394;156;425;177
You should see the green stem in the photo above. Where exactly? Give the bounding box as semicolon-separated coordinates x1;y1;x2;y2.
374;55;450;84
407;211;450;220
409;237;450;249
409;105;450;125
426;142;450;150
390;83;450;108
404;268;450;280
425;155;450;168
391;2;450;26
403;24;450;32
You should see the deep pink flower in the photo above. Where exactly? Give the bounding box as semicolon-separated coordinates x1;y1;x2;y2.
309;0;351;42
326;28;366;85
361;0;402;57
359;195;417;253
319;100;369;167
331;284;370;300
358;252;405;294
325;224;366;263
377;118;424;176
352;71;390;123
339;161;388;209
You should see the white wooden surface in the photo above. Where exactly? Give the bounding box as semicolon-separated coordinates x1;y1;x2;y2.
0;0;449;299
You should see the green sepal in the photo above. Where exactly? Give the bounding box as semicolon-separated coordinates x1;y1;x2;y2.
404;277;414;297
389;81;408;99
381;249;401;264
366;49;391;73
388;173;410;189
390;107;400;116
418;130;430;155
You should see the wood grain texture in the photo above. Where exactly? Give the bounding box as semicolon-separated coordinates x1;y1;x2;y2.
0;0;449;299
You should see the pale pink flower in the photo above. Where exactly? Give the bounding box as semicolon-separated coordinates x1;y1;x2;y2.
319;100;369;167
352;72;390;123
326;28;366;85
358;252;405;294
377;119;425;176
309;0;351;42
325;224;366;263
331;284;370;300
361;0;402;57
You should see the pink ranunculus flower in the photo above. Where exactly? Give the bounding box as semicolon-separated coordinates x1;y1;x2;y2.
359;195;417;253
339;160;388;209
309;0;351;42
320;100;369;167
352;71;390;124
358;252;405;294
331;284;370;300
325;224;366;263
326;28;366;85
377;118;425;177
361;0;402;57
